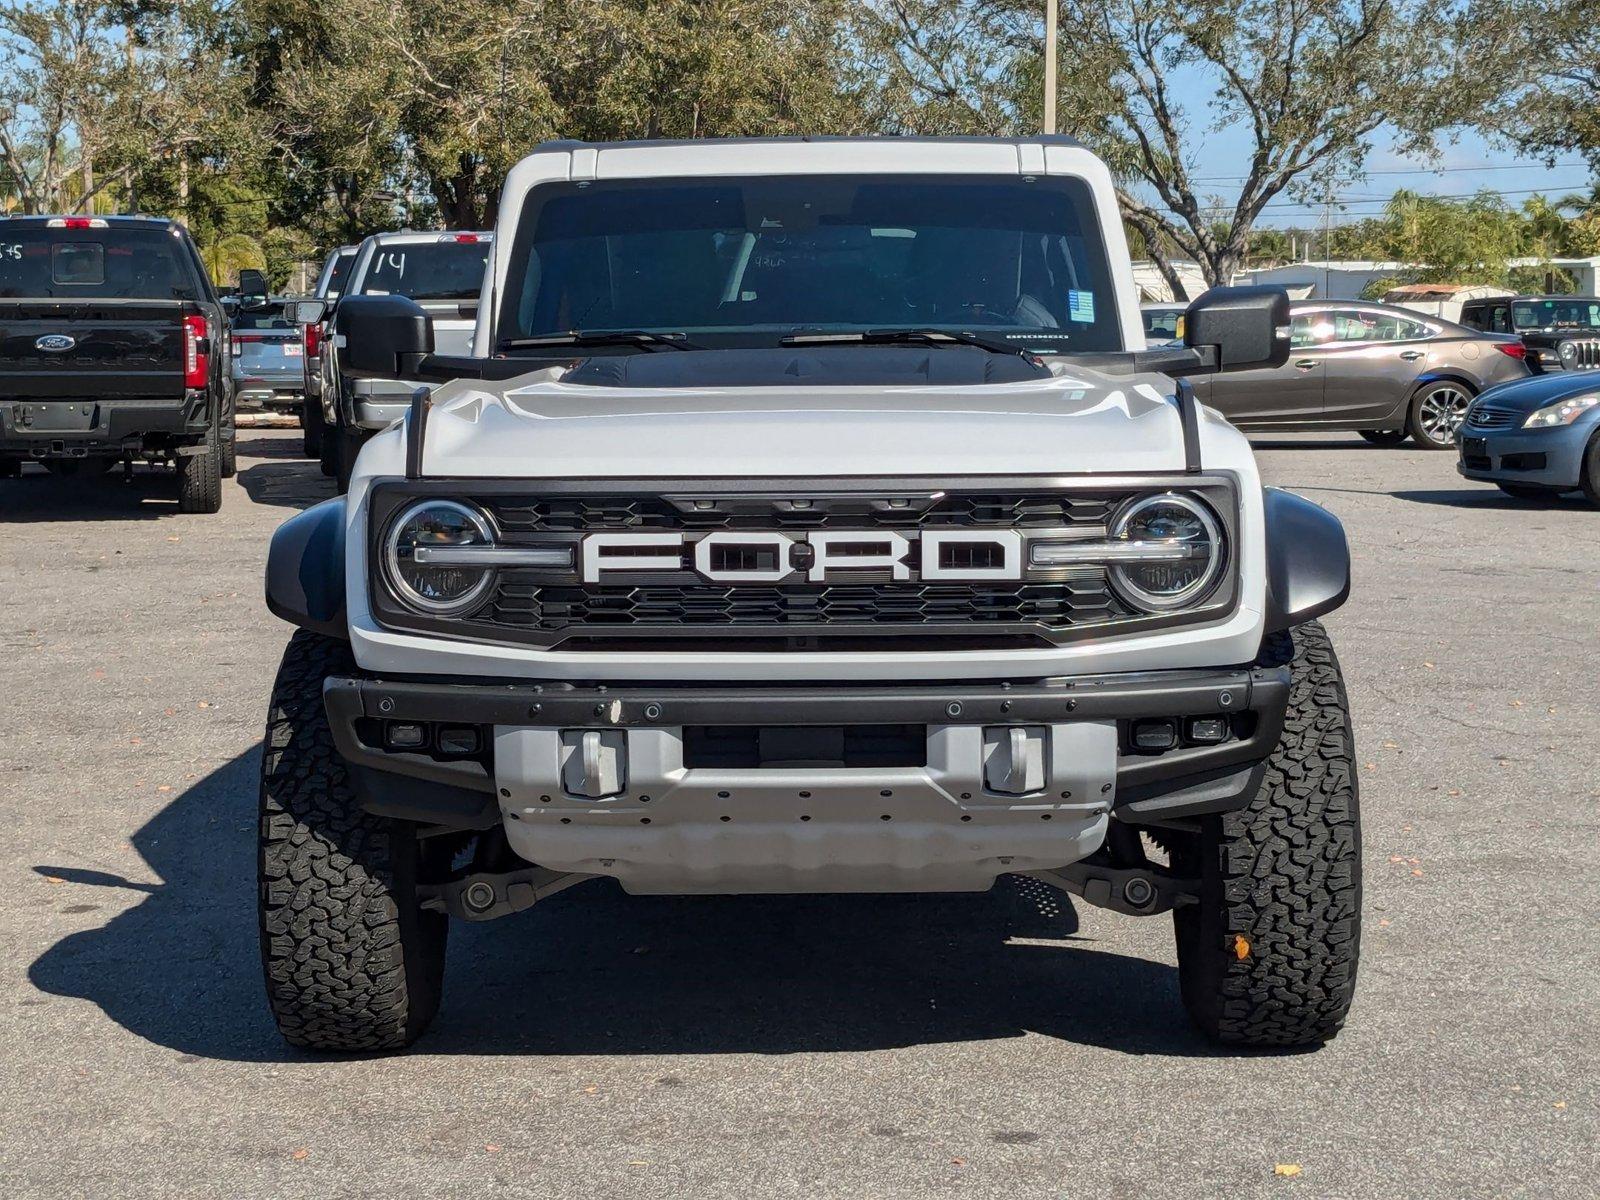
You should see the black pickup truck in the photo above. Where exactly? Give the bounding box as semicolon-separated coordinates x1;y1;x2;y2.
0;216;234;512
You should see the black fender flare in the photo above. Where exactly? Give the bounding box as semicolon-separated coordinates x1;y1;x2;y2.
265;497;348;639
1262;487;1350;633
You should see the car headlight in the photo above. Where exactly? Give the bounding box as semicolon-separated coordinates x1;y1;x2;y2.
1522;392;1600;429
1558;340;1580;369
1106;493;1225;612
384;499;497;614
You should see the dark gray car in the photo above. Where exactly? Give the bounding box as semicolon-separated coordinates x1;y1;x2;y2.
1190;300;1532;448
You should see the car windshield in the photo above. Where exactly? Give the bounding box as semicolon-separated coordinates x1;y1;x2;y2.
0;227;199;300
358;240;489;301
1511;298;1600;330
499;174;1123;353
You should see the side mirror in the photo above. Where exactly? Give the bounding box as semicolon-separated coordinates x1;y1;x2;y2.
289;299;328;326
237;268;269;298
1184;286;1291;372
333;294;435;379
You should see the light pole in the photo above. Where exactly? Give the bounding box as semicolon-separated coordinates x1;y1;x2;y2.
1043;0;1059;135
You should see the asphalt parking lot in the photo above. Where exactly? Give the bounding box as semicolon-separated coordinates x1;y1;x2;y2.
1;429;1596;1199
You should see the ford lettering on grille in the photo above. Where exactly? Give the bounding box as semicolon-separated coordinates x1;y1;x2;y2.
580;530;1023;584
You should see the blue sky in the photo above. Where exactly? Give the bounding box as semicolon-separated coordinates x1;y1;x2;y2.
1158;74;1594;229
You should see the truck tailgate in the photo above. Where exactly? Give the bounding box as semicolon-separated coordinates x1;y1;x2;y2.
0;300;189;399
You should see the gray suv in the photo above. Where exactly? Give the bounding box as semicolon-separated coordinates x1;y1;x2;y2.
1190;300;1531;448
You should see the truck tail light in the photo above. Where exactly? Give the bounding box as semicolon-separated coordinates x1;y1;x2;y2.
442;233;483;244
1494;341;1528;360
182;314;208;388
304;322;322;357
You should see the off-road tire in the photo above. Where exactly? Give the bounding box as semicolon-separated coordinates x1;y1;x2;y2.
302;399;324;459
177;424;223;513
1173;620;1361;1047
258;631;447;1051
334;428;362;494
1358;429;1407;448
319;418;340;477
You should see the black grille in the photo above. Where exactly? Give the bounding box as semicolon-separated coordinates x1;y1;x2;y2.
486;577;1125;633
370;479;1239;651
1466;407;1518;430
486;492;1114;533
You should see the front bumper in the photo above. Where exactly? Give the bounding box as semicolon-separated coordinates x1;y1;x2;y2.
1457;422;1591;489
1;393;209;457
324;664;1288;894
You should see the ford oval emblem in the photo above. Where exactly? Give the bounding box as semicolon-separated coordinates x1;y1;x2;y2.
35;334;76;353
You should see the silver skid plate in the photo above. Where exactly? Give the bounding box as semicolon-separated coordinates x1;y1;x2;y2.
494;722;1117;894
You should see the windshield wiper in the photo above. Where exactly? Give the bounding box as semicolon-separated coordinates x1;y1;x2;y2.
500;330;701;352
780;327;1044;361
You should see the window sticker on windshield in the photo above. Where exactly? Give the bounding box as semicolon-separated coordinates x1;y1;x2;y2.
1068;289;1095;323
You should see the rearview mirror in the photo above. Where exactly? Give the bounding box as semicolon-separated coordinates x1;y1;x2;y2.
333;294;435;379
1184;286;1291;372
289;299;328;326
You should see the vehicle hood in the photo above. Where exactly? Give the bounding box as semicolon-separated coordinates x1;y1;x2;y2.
415;368;1199;478
1475;370;1600;414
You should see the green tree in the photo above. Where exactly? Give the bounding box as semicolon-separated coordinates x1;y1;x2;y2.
1372;189;1522;284
870;0;1517;298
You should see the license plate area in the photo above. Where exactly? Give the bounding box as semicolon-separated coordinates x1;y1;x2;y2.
682;724;928;769
13;402;98;433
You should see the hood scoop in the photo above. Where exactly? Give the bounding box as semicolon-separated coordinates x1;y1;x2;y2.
563;345;1050;388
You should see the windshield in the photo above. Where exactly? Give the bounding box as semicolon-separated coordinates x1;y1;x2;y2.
499;175;1122;352
1511;298;1600;330
357;240;489;301
0;227;199;300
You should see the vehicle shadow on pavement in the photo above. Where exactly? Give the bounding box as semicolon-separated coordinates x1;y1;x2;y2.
0;467;182;521
29;746;1234;1062
1392;488;1585;510
236;440;333;511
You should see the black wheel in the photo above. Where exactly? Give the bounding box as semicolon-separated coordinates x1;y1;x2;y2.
1496;483;1551;501
302;398;324;459
177;424;223;514
319;416;339;478
1582;432;1600;508
1172;621;1361;1047
219;426;238;480
259;631;447;1051
1358;429;1408;447
334;428;362;494
1406;381;1473;449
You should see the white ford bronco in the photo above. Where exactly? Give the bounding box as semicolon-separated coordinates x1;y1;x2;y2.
263;137;1359;1052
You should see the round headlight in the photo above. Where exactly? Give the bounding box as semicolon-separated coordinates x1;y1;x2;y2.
1108;493;1224;612
384;500;496;614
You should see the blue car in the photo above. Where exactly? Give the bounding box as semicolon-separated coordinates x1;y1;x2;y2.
1458;372;1600;504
